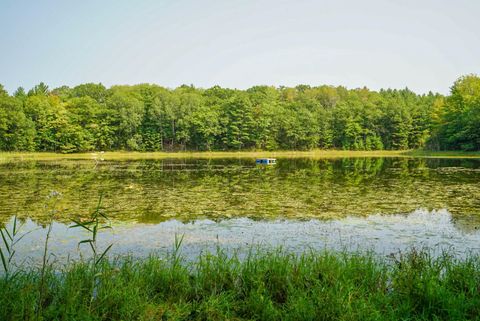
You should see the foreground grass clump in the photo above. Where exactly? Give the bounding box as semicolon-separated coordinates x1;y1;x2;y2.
1;249;480;321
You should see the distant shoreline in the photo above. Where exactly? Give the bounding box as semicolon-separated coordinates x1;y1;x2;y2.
1;149;480;161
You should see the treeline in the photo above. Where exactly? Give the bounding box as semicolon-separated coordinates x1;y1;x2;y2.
0;75;478;153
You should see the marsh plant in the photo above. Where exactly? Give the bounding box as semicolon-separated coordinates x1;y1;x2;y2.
70;194;113;304
0;216;27;280
37;190;62;319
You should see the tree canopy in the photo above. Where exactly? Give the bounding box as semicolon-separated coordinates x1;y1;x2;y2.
0;76;478;153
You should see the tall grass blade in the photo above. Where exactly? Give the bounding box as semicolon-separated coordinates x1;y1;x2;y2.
0;229;10;254
96;244;113;266
70;220;93;232
12;230;33;247
3;227;12;241
0;245;7;272
12;216;17;236
8;250;15;263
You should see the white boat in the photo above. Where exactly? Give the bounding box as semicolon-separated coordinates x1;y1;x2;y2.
255;158;277;165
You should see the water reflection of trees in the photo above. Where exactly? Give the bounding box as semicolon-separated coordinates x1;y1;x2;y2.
0;158;479;227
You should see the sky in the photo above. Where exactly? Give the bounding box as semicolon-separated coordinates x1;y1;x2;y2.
1;0;479;94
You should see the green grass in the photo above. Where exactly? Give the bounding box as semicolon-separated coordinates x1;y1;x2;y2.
1;149;479;162
1;249;480;320
0;150;406;162
404;150;480;158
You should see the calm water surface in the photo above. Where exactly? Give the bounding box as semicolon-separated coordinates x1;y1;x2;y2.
1;157;480;262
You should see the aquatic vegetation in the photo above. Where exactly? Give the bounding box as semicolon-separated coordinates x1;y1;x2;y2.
0;155;479;320
0;216;23;279
69;195;113;310
37;191;62;317
70;194;113;268
0;157;479;226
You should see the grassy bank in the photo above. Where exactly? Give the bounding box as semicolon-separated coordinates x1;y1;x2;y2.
1;249;479;321
404;150;480;158
1;149;479;162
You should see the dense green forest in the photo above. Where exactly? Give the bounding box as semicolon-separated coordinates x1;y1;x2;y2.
0;75;478;153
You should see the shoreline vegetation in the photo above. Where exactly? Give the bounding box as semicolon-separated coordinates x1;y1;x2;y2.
1;75;480;154
1;248;480;320
1;149;480;162
2;196;480;320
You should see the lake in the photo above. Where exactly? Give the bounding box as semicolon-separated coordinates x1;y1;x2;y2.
1;156;480;264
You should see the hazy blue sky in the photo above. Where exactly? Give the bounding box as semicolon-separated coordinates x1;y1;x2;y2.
1;0;479;94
